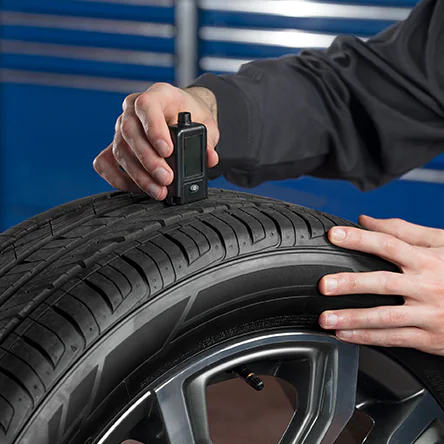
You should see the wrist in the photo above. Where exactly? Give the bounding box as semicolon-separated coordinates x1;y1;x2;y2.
184;87;218;125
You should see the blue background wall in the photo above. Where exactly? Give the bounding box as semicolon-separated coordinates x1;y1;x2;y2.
1;0;442;232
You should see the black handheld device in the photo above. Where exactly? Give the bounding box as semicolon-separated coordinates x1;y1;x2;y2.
165;112;208;205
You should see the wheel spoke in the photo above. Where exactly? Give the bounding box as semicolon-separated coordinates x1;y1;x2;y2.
361;390;444;444
155;370;212;444
278;341;359;444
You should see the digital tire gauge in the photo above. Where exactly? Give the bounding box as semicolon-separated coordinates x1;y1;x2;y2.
165;112;208;205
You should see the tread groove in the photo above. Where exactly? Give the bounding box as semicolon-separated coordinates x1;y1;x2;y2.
1;348;46;390
51;306;86;348
96;271;124;300
108;263;134;293
178;228;201;257
0;394;14;434
257;209;283;243
289;210;312;238
163;233;190;265
210;213;241;251
64;292;102;334
21;335;56;371
138;243;169;286
198;220;226;248
83;280;114;314
228;212;255;243
0;367;34;408
120;255;149;289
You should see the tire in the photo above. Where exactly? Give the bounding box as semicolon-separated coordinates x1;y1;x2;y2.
0;189;443;444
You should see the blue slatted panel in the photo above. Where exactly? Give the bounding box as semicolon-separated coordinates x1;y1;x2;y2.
0;0;176;230
200;0;444;228
1;0;175;22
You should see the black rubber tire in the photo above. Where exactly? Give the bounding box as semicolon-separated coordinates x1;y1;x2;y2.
0;189;443;444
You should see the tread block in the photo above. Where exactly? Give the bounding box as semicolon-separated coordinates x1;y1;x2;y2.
0;395;13;435
13;225;52;249
0;371;33;438
150;236;188;279
198;215;239;258
54;295;100;346
98;265;132;302
275;209;312;244
180;225;211;257
50;206;96;232
0;350;45;403
229;209;266;244
7;336;54;388
136;242;175;287
22;322;65;369
163;230;200;265
256;207;296;247
0;249;17;271
68;282;114;332
108;257;148;304
292;209;325;239
85;273;123;314
123;248;162;295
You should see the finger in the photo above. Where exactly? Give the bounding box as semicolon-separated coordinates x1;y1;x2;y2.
319;271;420;298
93;144;142;193
202;117;220;168
334;327;430;349
112;134;167;200
359;215;444;248
328;226;418;269
319;305;430;331
119;114;173;186
133;86;176;157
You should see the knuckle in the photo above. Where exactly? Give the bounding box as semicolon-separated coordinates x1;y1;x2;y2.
383;309;406;326
390;331;410;347
358;330;372;344
345;275;357;291
122;94;134;111
115;115;123;133
149;82;173;93
382;235;397;252
134;93;150;111
92;156;102;173
382;275;398;294
120;118;136;138
112;143;123;161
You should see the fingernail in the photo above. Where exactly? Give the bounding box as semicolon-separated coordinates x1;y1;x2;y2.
153;167;170;185
325;278;338;293
147;183;161;199
338;330;353;339
324;313;338;327
331;228;346;242
154;139;171;157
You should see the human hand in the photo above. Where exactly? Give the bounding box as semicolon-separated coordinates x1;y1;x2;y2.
93;84;220;200
318;216;444;356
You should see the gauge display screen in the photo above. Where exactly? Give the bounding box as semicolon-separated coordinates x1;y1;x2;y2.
184;136;203;178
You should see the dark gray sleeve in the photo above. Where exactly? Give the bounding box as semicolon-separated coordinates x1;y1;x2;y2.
189;0;444;191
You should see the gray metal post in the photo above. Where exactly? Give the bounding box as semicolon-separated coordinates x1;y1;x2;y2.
175;0;199;87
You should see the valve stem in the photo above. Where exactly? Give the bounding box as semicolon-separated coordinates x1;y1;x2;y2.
232;366;265;391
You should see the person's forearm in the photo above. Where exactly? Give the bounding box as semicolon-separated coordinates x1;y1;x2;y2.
190;0;444;190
